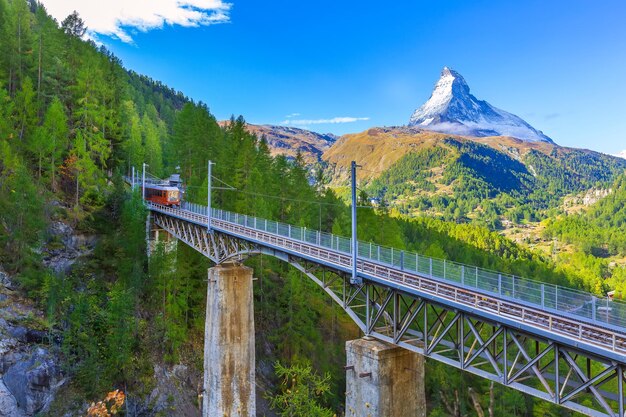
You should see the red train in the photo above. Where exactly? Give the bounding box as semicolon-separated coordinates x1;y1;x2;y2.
144;184;181;207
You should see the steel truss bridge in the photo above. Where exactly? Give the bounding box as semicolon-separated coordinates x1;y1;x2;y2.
148;201;626;417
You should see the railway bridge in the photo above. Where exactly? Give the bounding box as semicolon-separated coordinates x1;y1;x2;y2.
134;170;626;417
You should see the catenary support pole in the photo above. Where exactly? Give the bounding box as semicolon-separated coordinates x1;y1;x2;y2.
208;160;214;231
351;160;361;285
142;162;147;202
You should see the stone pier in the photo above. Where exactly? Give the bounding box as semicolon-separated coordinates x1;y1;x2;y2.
345;338;426;417
203;263;255;417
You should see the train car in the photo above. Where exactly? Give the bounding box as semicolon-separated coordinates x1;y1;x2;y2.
144;184;181;207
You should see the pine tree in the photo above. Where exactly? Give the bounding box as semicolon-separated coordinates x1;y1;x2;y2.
121;100;143;173
0;88;15;140
61;10;86;38
142;112;163;176
3;0;34;95
0;141;44;271
27;96;67;183
73;55;110;171
13;76;37;143
69;130;98;208
269;361;334;417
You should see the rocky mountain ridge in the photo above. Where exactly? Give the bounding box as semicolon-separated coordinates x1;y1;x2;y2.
322;126;559;185
219;122;337;164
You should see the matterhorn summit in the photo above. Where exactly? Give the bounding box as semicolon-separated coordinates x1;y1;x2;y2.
409;67;554;143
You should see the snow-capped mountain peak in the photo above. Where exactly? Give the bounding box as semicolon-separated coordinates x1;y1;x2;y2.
615;149;626;159
417;67;471;119
409;67;554;144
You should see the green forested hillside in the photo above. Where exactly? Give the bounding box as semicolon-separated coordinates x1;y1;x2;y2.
545;174;626;257
365;137;626;228
542;174;626;296
0;0;182;274
0;1;617;416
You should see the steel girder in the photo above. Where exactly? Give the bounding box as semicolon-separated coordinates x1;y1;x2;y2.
152;212;261;264
151;210;626;417
289;257;626;417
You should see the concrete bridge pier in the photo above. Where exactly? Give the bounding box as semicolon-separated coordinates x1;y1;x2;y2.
345;338;426;417
203;263;255;417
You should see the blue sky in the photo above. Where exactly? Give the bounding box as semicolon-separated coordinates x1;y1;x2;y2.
44;0;626;153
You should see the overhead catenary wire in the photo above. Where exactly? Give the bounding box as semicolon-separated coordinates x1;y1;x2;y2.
184;185;376;209
358;167;389;176
210;175;237;190
148;163;380;210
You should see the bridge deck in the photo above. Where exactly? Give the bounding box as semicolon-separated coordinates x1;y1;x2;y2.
149;202;626;363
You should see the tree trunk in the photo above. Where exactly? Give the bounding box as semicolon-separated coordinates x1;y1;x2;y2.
488;381;495;417
51;154;56;191
8;68;13;97
440;389;462;417
19;114;25;141
468;387;485;417
37;33;42;115
17;17;22;83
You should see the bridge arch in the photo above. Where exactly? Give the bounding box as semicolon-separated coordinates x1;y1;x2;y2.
150;203;626;417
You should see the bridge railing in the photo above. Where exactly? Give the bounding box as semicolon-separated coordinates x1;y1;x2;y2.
177;201;626;330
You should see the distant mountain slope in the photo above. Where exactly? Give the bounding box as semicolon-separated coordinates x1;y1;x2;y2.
220;122;337;164
616;150;626;159
409;67;553;143
322;127;626;226
545;174;626;260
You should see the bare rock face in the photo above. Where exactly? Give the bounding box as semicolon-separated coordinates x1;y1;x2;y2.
2;348;63;415
0;269;64;416
0;269;14;291
43;221;97;274
139;364;202;417
0;379;24;417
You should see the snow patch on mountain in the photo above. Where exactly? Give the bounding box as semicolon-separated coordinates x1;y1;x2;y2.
409;67;554;144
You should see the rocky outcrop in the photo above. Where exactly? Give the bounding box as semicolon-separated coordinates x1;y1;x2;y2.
43;221;97;274
0;270;64;416
0;269;14;292
0;219;93;416
139;365;202;417
0;379;23;417
3;348;63;415
130;362;276;417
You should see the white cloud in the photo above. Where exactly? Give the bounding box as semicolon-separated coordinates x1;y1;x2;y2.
41;0;231;43
281;117;370;126
285;113;301;118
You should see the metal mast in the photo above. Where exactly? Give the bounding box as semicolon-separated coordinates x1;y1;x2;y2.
208;160;214;231
351;160;361;285
142;163;147;202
